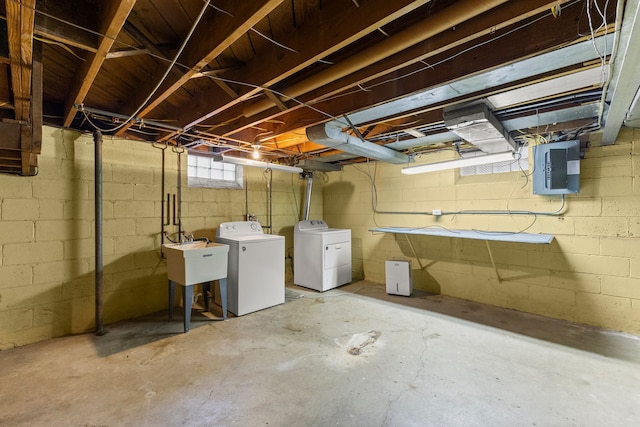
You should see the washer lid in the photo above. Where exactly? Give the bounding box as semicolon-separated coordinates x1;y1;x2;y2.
299;228;350;235
217;234;284;243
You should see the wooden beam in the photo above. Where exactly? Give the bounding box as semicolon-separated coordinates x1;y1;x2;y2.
6;0;36;122
63;0;136;127
263;89;287;111
30;39;42;155
115;0;285;136
211;0;593;139
34;0;100;53
169;0;432;132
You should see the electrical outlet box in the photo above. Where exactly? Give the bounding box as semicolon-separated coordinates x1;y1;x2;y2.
432;209;442;216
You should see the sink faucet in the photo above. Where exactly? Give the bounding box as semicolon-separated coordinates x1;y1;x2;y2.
180;231;194;244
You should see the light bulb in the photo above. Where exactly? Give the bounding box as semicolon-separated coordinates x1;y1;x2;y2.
252;147;260;159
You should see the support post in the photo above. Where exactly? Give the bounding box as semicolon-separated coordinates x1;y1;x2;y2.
94;129;106;336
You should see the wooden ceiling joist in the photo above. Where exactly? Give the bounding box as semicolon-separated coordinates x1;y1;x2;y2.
114;0;285;137
6;0;35;122
62;0;136;127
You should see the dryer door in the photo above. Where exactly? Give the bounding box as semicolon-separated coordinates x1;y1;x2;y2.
324;241;350;270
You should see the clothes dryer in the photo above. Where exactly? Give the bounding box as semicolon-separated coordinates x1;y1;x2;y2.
294;220;351;292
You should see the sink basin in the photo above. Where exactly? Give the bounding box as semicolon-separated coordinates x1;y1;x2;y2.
163;242;229;285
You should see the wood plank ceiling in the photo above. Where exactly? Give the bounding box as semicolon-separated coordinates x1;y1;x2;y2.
0;0;634;175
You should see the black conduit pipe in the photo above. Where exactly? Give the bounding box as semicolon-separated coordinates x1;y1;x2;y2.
93;129;106;336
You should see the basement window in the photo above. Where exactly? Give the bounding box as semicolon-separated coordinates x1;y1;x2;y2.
460;149;529;176
187;153;243;189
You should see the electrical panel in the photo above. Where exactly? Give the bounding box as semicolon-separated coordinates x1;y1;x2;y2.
532;140;580;195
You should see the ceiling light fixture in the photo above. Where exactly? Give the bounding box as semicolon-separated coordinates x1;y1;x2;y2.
213;155;303;173
251;141;261;159
401;151;515;175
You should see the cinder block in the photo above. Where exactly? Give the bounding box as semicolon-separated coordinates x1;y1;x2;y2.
600;237;640;257
0;177;31;198
551;235;600;255
0;265;32;288
111;164;154;185
64;237;114;260
574;217;628;237
133;183;161;201
62;276;94;299
103;182;134;201
0;324;53;350
528;284;576;308
135;217;163;236
32;179;77;200
63;200;94;220
602;197;640;217
0;221;34;244
498;265;550;286
3;241;63;265
0;308;35;338
631;257;640;279
133;250;164;270
0;282;62;309
114;235;156;255
36;220;91;242
103;218;136;238
67;295;96;334
572;254;629;277
2;199;39;221
549;271;601;293
595;177;633;196
113;200;155;218
38;199;64;220
33;259;90;285
110;267;155;292
574;293;632;327
602;276;640;299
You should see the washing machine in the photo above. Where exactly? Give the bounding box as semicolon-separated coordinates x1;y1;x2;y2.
215;221;285;316
294;220;352;292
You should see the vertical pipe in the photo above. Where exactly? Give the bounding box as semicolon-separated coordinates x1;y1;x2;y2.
268;169;273;234
160;147;166;245
177;149;182;238
302;174;313;221
93;129;106;336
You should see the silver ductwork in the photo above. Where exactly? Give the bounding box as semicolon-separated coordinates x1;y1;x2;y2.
302;172;313;221
443;103;516;153
306;122;410;164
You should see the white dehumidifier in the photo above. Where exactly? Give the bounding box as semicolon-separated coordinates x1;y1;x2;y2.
385;259;413;296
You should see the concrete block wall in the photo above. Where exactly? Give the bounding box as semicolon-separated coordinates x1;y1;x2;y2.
323;129;640;334
0;126;316;348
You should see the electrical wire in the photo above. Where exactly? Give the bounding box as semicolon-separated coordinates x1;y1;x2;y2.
317;0;585;105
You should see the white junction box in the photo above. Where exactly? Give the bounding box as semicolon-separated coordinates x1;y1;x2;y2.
385;259;413;296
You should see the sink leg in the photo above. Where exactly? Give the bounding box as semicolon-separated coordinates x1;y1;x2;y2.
168;280;176;320
183;285;193;333
219;278;227;320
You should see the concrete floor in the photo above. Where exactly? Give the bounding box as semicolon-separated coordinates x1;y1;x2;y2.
1;281;639;427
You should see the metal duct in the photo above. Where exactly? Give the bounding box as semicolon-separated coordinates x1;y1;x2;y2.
243;0;511;118
306;122;410;164
443;103;516;153
302;173;313;221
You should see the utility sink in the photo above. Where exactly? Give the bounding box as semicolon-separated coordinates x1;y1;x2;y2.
163;242;229;285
